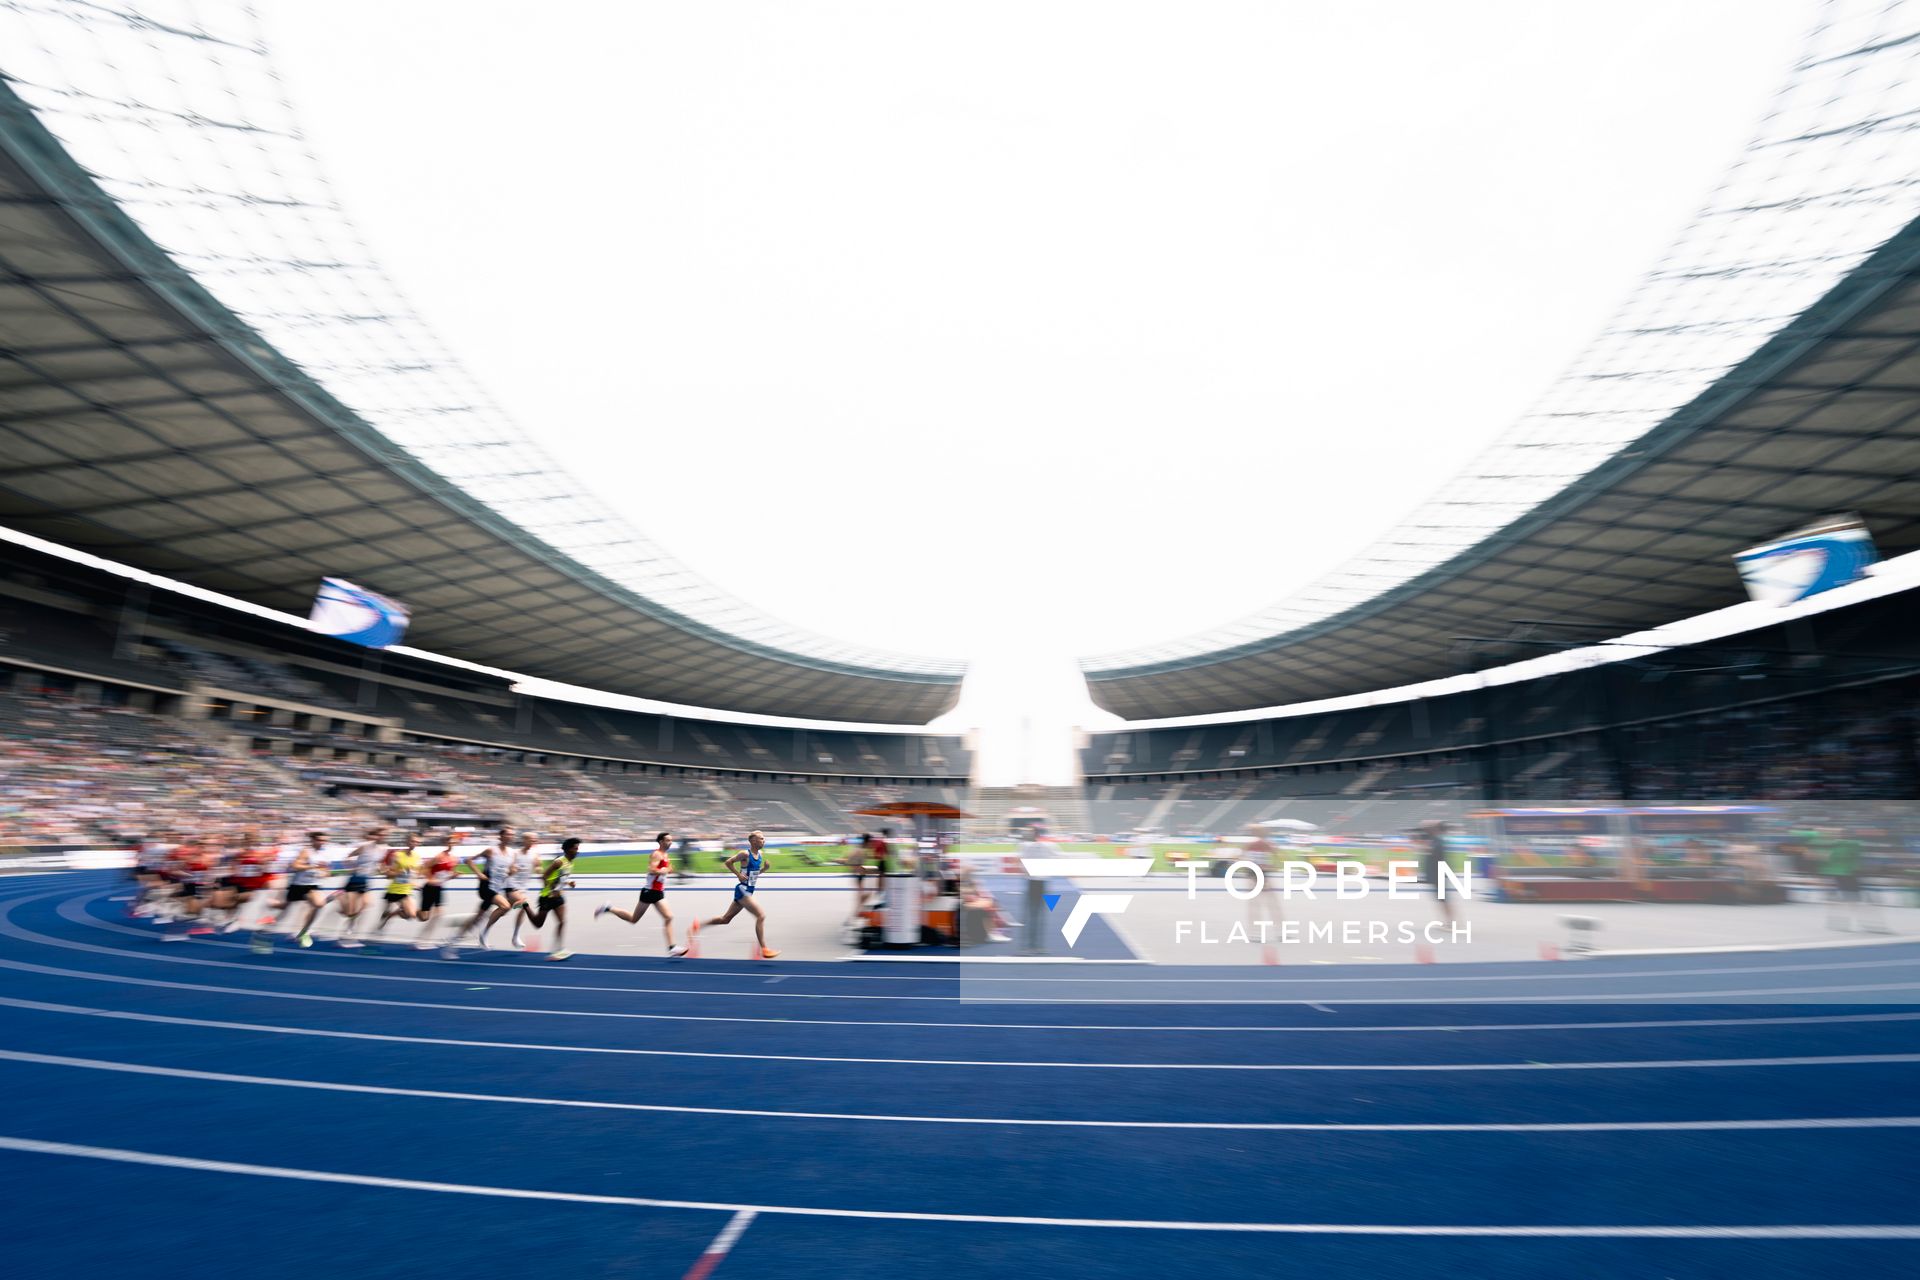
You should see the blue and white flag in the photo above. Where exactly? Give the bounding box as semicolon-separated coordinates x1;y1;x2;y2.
308;577;410;649
1734;516;1878;606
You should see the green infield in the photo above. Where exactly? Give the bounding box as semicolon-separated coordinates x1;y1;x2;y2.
947;841;1432;873
571;848;859;875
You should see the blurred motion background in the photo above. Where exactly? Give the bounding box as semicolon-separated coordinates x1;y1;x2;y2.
0;0;1917;950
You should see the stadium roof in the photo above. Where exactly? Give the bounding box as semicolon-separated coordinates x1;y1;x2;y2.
0;77;961;722
1083;3;1920;720
0;10;964;723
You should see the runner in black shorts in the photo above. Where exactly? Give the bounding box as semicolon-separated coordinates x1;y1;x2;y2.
441;827;515;955
597;831;682;954
406;832;463;949
333;825;388;949
372;832;423;939
419;834;459;915
514;837;581;961
280;831;332;948
131;833;172;917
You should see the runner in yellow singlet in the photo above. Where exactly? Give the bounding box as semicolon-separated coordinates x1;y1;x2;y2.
513;837;581;961
374;832;424;938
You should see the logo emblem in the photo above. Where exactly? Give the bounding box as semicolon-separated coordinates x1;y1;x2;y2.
1018;857;1153;947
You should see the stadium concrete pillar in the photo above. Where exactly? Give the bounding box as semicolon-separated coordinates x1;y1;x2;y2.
113;581;149;663
1462;666;1501;804
355;648;384;712
1595;664;1637;801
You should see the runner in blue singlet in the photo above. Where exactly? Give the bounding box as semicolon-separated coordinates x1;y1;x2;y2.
690;830;779;958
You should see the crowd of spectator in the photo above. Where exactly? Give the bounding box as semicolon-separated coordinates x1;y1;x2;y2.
0;684;924;850
6;671;1915;853
151;638;357;711
1517;691;1920;801
0;687;355;847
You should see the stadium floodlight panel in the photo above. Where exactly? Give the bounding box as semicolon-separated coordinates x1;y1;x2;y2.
1081;0;1920;676
0;0;963;682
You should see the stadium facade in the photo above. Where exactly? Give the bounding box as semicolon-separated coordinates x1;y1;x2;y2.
1080;2;1920;720
0;9;963;724
0;0;1918;845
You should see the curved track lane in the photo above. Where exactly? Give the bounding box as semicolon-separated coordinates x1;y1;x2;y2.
2;871;1917;1278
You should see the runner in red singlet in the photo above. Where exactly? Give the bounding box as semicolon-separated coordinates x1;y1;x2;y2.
596;831;682;955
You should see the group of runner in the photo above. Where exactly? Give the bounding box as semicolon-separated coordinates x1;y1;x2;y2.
130;825;779;960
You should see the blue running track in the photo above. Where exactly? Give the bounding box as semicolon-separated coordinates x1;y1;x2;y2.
2;871;1918;1278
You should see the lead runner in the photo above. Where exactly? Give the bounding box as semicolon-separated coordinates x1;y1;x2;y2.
689;829;778;958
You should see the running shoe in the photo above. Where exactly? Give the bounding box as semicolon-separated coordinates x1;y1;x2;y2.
440;945;459;959
667;944;688;958
476;932;492;951
296;932;313;949
510;923;523;950
250;933;272;955
548;951;572;962
758;947;781;959
337;938;363;949
414;940;438;951
594;904;610;920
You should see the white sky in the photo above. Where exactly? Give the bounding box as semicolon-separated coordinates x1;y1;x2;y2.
260;0;1813;668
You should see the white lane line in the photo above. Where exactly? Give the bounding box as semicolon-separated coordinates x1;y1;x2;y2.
8;952;1920;1036
18;897;1920;1007
5;1042;1920;1135
2;1136;1917;1237
7;994;1920;1075
6;1043;1920;1129
57;890;1920;989
683;1210;756;1280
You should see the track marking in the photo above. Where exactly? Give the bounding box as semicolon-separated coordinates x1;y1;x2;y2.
7;994;1920;1074
11;1043;1920;1128
18;896;1920;1006
101;883;1907;994
58;890;1920;988
683;1210;755;1280
9;951;1920;1036
2;1136;1917;1237
18;878;1920;1032
7;1045;1920;1135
